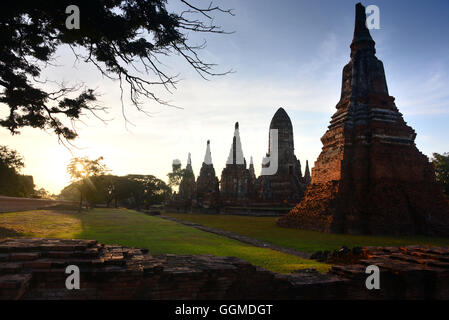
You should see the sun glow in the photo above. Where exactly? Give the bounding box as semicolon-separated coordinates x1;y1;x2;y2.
75;163;84;173
30;146;72;194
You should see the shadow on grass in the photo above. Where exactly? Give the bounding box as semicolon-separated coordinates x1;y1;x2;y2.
0;208;330;273
61;208;330;273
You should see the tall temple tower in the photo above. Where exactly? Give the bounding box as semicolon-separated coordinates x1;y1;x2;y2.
178;153;196;201
257;107;306;203
278;3;449;235
196;140;219;207
220;122;252;203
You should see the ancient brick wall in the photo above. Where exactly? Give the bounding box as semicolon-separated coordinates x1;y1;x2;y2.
2;238;449;300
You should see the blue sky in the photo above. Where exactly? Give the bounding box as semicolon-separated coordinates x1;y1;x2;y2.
1;0;449;193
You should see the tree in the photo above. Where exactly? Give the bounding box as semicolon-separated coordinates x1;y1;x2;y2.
127;174;171;208
432;152;449;197
59;182;81;201
34;187;51;199
0;145;35;197
167;160;184;191
1;1;233;143
59;173;170;209
0;145;24;172
110;176;141;208
66;156;108;211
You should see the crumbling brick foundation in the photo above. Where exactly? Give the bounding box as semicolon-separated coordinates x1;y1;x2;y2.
1;238;449;300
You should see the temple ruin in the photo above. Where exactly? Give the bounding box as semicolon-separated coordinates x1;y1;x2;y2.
176;153;196;208
220;122;253;205
167;108;309;213
256;107;308;203
196;141;220;209
278;3;449;235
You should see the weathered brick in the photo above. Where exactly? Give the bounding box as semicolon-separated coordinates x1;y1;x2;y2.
277;3;449;236
10;252;40;261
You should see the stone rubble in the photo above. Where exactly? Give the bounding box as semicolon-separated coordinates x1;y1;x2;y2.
1;238;449;300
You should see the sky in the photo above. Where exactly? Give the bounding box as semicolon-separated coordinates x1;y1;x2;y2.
1;0;449;194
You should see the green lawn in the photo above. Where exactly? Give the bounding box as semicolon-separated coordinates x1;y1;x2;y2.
165;213;449;253
0;208;328;273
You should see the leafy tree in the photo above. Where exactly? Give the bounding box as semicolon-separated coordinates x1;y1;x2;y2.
66;156;108;211
34;187;51;199
0;145;24;172
127;174;171;208
59;173;170;209
432;152;449;197
59;182;81;201
110;176;141;208
17;175;35;197
0;145;34;197
167;160;184;191
1;0;233;143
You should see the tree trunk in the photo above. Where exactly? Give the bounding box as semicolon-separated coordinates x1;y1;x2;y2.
78;193;82;212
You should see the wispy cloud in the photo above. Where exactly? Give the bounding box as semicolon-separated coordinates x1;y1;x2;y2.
396;67;449;116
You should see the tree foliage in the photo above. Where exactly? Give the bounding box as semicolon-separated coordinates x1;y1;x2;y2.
33;187;52;199
1;0;233;142
66;156;108;210
432;152;449;197
0;145;34;197
0;145;24;172
167;160;184;189
127;174;171;207
59;173;170;209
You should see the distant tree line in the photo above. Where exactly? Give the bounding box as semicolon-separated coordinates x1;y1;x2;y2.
59;174;171;210
60;156;171;211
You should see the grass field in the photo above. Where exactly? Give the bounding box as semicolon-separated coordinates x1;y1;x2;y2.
0;208;328;273
165;213;449;253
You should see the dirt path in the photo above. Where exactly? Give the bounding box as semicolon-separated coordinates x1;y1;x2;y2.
160;215;312;259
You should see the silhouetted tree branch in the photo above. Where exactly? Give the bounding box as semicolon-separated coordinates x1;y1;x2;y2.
0;0;233;142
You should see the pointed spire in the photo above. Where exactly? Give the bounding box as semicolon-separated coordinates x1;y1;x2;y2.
203;140;213;165
249;156;256;180
351;3;375;56
304;160;311;184
186;152;193;173
226;122;245;165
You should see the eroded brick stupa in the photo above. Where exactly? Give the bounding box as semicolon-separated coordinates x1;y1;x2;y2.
278;3;449;235
220;122;253;205
196;140;220;208
178;153;196;202
257;107;307;203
